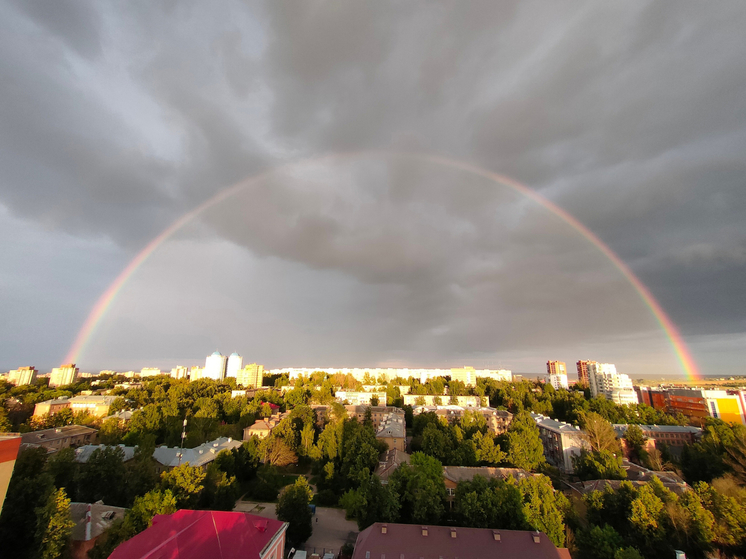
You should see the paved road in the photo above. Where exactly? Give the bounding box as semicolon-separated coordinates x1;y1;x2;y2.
235;500;358;555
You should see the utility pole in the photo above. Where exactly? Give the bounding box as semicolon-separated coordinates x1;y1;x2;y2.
177;417;187;466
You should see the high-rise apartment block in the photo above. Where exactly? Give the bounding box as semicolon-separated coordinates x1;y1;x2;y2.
170;366;189;379
49;363;79;387
226;353;243;378
8;366;37;386
576;360;594;385
588;362;638;406
236;363;264;388
546;361;568;390
204;351;227;380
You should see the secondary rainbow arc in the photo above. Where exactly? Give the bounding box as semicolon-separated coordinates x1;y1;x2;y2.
63;151;701;380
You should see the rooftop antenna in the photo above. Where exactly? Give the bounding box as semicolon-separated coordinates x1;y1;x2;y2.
178;417;188;466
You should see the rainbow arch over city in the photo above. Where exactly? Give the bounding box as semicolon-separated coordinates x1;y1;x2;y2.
63;151;702;380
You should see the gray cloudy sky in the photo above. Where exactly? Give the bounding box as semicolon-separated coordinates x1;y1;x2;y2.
1;1;745;377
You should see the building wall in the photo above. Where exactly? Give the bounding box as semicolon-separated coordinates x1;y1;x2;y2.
403;394;480;407
50;364;79;387
260;528;286;559
226;354;243;378
0;435;21;513
236;363;264;388
204;353;227;380
703;391;745;425
377;435;406;452
8;367;37;386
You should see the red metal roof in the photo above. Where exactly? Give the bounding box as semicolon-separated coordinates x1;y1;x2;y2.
353;523;569;559
109;510;286;559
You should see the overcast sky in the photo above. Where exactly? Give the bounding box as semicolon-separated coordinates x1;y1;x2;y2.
1;1;745;378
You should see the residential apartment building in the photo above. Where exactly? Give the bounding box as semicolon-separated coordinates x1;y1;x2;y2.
203;351;227;380
588;363;638;406
152;437;242;470
170;366;189;379
375;448;410;484
272;366;512;385
403;394;480;407
531;413;588;473
443;466;536;502
336;390;387;406
546;361;568;390
352;523;571;559
613;424;701;454
226;352;243;378
236;363;264;388
412;405;513;435
576;360;594;386
70;502;126;559
7;366;37;386
34;395;118;418
49;363;79;387
450;366;512;386
21;425;97;453
345;405;405;431
376;412;406;452
139;368;162;377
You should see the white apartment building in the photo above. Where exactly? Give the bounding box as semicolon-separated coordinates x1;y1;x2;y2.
140;368;163;377
204;352;227;380
272;367;512;385
547;373;569;390
236;363;264;388
49;364;79;387
170;366;189;380
8;366;37;386
335;391;387;406
588;363;639;406
531;413;588;473
226;353;243;378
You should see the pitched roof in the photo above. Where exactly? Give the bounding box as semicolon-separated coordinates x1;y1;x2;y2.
74;444;138;463
152;437;242;468
110;510;287;559
21;425;97;445
353;523;569;559
442;466;536;484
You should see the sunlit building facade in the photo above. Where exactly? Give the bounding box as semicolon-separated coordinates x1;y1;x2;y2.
226;353;243;378
546;361;568;390
49;363;79;387
236;363;264;388
7;366;37;386
204;351;227;381
588;363;638;406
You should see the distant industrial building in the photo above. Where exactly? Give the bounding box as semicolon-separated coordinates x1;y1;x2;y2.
7;366;37;386
49;363;79;387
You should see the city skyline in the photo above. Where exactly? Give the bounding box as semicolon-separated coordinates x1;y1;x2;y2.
1;2;745;377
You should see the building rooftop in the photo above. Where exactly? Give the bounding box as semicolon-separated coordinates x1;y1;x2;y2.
613;424;702;437
375;449;411;482
152;437;242;468
109;510;287;559
376;414;406;439
442;466;536;484
70;502;127;541
353;523;570;559
531;413;585;435
74;444;138;463
21;425;98;445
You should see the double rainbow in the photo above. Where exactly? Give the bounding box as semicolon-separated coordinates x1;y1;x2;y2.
63;151;701;380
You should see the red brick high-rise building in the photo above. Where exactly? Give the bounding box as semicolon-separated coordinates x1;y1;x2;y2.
576;360;595;386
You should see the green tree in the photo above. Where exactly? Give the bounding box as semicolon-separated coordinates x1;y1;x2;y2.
77;446;127;505
580;412;621;453
276;477;313;545
340;472;400;530
575;524;625;559
35;487;75;559
160;464;206;508
517;475;568;546
388;452;446;525
573;449;627;481
504;412;545;471
370;395;380;406
45;447;77;497
623;425;647;464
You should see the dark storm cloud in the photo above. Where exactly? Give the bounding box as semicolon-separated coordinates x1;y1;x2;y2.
1;0;745;372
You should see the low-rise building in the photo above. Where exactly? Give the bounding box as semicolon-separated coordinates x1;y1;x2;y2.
243;412;290;440
70;502;127;559
74;444;138;463
376;413;406;452
352;523;571;559
344;405;405;430
531;413;588;473
613;424;702;454
412;405;512;435
33;395;118;418
21;425;97;453
443;466;536;502
109;510;288;559
152;437;242;471
375;448;411;484
336;391;387;406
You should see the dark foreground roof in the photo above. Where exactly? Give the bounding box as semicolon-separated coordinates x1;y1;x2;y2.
353;523;570;559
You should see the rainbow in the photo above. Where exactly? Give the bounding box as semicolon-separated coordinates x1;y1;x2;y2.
63;151;701;380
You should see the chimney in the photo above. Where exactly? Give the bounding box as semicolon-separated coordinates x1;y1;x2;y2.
381;524;387;534
85;504;92;541
492;531;501;541
532;532;541;543
421;527;428;536
450;529;457;538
